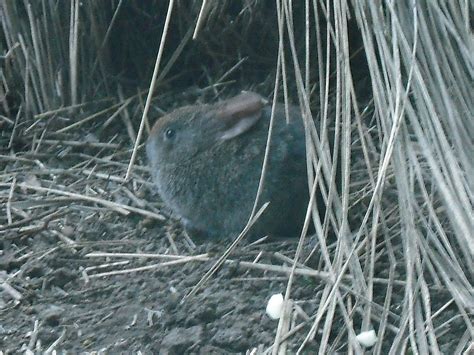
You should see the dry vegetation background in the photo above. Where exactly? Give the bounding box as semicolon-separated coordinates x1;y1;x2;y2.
1;0;473;353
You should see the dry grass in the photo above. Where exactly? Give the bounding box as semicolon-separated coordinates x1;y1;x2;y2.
1;0;472;353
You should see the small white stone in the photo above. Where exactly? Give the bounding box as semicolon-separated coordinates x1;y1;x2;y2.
266;293;284;320
356;330;378;347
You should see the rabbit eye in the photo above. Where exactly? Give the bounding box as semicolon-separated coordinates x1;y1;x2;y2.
165;128;175;139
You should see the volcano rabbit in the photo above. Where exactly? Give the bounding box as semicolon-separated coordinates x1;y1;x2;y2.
147;91;312;239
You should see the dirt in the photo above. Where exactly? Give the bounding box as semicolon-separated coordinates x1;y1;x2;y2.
2;190;469;353
0;127;471;354
0;200;319;353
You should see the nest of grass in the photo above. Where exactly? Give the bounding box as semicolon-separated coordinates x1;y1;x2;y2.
1;1;473;353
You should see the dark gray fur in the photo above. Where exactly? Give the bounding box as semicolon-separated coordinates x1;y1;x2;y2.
147;92;311;239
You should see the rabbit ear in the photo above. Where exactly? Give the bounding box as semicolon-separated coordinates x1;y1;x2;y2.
216;92;267;141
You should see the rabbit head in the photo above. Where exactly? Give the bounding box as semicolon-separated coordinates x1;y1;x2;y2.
146;91;267;169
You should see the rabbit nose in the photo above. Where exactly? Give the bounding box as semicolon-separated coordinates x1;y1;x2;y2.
146;137;158;164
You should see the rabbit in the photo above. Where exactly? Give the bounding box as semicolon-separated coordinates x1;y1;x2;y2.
146;91;313;239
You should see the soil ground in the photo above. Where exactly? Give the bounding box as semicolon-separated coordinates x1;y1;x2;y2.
0;128;470;354
0;187;321;353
